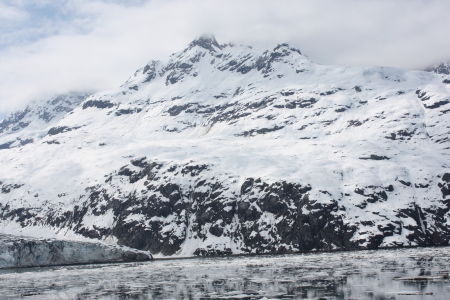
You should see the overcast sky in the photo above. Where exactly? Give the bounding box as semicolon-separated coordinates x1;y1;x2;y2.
1;0;450;118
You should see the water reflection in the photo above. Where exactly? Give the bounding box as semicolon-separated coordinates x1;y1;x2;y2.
0;247;449;299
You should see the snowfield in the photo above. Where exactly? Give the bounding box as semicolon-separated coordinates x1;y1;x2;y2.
0;35;449;257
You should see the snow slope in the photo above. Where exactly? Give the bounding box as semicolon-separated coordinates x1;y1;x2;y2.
0;35;449;257
0;92;92;150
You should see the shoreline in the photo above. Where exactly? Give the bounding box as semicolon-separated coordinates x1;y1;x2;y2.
2;244;449;272
152;243;450;261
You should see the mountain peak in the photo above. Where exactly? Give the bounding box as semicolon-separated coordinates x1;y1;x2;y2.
273;43;302;55
425;61;450;75
189;34;222;52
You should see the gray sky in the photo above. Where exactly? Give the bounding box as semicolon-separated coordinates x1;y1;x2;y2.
1;0;450;117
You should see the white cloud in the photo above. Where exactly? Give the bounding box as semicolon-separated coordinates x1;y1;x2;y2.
1;0;450;115
0;2;26;22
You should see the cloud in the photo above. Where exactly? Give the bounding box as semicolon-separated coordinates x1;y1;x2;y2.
0;3;25;21
1;0;450;114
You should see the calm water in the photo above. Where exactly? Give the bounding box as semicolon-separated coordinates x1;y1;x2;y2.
0;247;449;299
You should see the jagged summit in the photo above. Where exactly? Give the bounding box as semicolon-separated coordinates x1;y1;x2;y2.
273;43;302;55
188;33;222;52
425;61;450;75
120;36;308;92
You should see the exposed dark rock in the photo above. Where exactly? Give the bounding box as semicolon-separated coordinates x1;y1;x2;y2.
82;100;115;109
275;98;317;110
280;90;296;96
115;108;142;116
399;180;412;187
193;248;232;256
438;173;450;198
0;141;14;150
45;140;60;145
11;121;30;131
424;100;449;109
168;104;193;116
19;138;33;146
297;98;317;108
48;126;81;136
354;186;389;204
218;54;254;74
165;70;186;85
1;183;23;194
319;88;343;96
142;60;159;83
385;129;416;140
348;120;362;127
359;154;390;160
397;204;433;246
255;44;301;75
189;34;222;52
320;119;336;126
414;183;429;188
236;125;284;137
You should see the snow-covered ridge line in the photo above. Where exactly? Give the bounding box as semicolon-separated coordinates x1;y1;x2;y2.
0;35;450;257
0;91;93;150
425;60;450;75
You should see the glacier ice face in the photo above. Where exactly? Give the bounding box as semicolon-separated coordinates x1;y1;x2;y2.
0;234;152;269
0;36;450;257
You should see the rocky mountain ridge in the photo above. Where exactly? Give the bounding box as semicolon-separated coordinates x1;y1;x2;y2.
425;61;450;75
0;35;449;257
0;92;92;150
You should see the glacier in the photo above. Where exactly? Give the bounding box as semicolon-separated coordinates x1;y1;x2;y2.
0;233;151;269
0;34;449;258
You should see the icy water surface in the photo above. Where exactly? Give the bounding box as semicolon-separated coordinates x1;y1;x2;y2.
1;247;449;299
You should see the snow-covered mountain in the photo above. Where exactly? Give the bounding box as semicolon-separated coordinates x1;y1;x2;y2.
425;61;450;75
0;92;92;150
1;35;449;257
